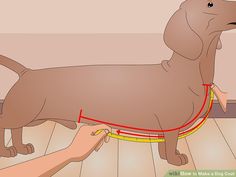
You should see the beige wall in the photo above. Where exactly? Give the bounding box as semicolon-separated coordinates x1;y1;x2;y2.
0;0;235;33
0;0;181;33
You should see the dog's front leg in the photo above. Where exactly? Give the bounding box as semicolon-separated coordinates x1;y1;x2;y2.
11;128;35;155
0;128;17;157
158;141;167;159
164;131;188;166
158;140;180;160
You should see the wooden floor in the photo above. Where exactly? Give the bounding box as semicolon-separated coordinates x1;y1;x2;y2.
0;119;235;177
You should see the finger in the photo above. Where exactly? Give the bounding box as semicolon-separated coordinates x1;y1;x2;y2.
93;129;110;143
94;129;107;140
104;132;110;143
91;124;112;134
95;139;104;152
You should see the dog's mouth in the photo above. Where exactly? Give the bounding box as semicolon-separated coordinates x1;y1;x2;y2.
228;22;236;25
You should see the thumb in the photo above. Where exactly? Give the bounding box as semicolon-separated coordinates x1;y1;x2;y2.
93;130;108;142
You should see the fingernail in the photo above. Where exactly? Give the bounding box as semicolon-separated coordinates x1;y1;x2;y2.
104;129;109;134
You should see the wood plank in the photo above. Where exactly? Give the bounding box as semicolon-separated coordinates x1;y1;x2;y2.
118;139;156;177
80;129;118;177
151;138;196;177
186;119;236;169
45;123;82;177
215;118;236;159
0;121;56;169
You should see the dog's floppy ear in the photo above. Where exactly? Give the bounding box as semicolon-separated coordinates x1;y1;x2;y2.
164;9;203;60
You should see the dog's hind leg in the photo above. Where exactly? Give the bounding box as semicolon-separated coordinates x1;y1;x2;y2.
0;93;48;157
0;128;17;157
11;127;35;155
164;130;188;166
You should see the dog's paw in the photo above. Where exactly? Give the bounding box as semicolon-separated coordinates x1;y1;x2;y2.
160;149;180;160
0;146;17;157
178;153;188;165
15;143;35;155
167;153;188;166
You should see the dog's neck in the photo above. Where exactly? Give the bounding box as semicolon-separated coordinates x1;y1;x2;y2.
199;34;221;84
168;34;220;85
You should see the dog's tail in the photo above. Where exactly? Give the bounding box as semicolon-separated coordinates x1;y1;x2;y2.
0;55;30;76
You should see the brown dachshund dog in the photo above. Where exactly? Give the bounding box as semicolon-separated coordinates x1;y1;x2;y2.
0;0;236;166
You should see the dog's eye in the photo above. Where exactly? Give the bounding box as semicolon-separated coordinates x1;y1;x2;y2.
208;2;214;8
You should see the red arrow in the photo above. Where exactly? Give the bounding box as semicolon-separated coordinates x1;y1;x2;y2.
79;84;211;133
116;129;121;135
116;99;213;139
80;86;206;133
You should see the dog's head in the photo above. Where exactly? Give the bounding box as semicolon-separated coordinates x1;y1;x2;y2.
164;0;236;60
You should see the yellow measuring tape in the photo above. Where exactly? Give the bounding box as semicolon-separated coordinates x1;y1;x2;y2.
96;90;214;143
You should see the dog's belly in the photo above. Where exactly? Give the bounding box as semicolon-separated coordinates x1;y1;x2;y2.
35;65;166;133
38;85;161;130
40;91;165;134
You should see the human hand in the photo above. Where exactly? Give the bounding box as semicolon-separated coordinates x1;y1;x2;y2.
66;124;111;162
